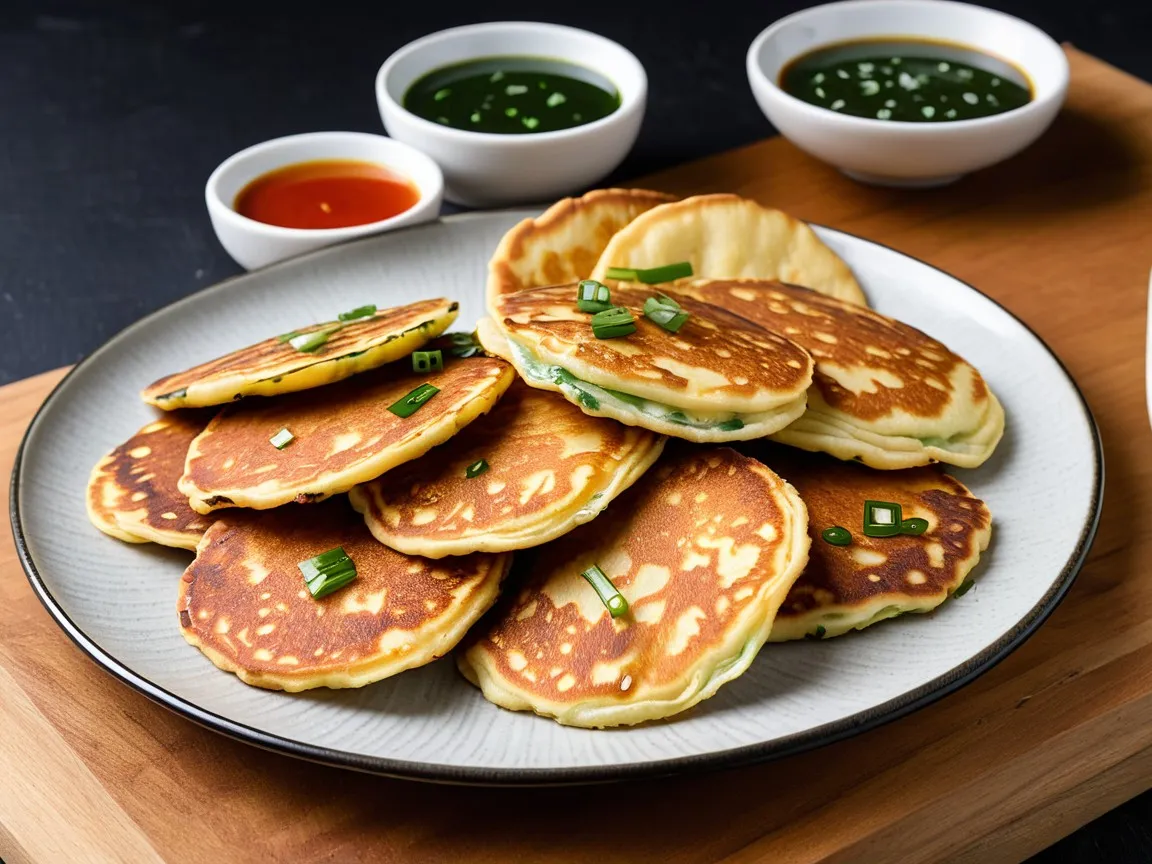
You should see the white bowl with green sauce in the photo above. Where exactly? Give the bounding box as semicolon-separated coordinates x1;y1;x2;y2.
377;22;646;207
747;0;1069;187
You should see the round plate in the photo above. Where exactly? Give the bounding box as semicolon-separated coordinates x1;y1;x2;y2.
11;211;1102;785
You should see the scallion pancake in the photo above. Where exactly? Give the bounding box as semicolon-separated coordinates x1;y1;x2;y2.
458;447;810;728
757;446;992;641
486;187;677;316
681;279;1004;468
178;499;510;691
86;412;215;549
350;380;666;557
481;284;814;443
590;194;867;305
179;355;514;514
142;298;458;409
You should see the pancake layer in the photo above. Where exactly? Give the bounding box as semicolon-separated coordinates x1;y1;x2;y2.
178;499;509;691
143;298;457;409
682;279;1005;468
179;355;514;514
351;380;666;557
459;447;810;727
485;284;814;442
486;187;676;316
86;411;214;549
759;446;992;641
590;194;867;305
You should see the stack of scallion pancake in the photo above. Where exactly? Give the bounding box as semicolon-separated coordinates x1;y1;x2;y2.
86;189;999;728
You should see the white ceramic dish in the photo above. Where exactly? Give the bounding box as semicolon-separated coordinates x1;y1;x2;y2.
746;0;1069;187
205;131;444;270
12;211;1101;784
376;22;646;207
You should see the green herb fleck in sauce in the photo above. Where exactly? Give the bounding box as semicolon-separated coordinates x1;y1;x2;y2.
404;55;620;135
780;38;1031;122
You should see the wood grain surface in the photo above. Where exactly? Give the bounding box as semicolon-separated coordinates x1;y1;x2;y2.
3;48;1151;864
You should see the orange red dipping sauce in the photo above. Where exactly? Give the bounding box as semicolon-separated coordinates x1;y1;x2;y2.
234;159;420;230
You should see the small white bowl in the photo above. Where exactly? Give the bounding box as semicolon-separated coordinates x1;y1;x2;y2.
205;131;444;270
376;22;646;207
746;0;1069;187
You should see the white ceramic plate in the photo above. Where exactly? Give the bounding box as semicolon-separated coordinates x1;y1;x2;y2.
11;211;1102;785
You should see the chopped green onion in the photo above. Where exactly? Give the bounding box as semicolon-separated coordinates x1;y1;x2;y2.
606;261;694;284
805;625;827;640
551;367;599;409
276;330;302;343
604;388;645;407
863;500;903;537
288;328;335;353
591;306;636;339
443;332;482;358
159;388;187;401
298;547;357;599
546;91;567;107
953;578;976;598
654;292;681;310
900;517;929;536
465;459;489;478
665;411;690;425
821;526;852;546
388;383;439;418
643;296;691;332
411;349;444;374
338;304;377;322
717;418;745;432
581;564;629;618
576;279;612;313
269;428;295;450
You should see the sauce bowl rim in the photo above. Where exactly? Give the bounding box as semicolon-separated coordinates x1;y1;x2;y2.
205;130;444;240
746;0;1070;132
375;20;647;145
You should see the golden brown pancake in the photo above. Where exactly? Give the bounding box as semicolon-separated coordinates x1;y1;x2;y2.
178;498;510;691
142;298;458;409
179;355;515;514
590;194;867;305
458;447;810;727
680;280;1004;468
484;284;814;442
757;446;992;641
350;380;666;557
486;188;677;315
86;412;215;549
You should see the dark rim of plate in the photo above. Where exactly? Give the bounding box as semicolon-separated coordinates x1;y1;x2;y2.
8;211;1104;787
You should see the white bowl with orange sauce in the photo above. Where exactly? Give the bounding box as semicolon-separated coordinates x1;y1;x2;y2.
206;131;444;270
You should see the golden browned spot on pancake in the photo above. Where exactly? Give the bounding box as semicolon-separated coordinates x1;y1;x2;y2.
684;280;979;421
142;298;457;408
486;188;676;313
177;498;510;691
755;445;992;641
86;411;215;548
496;284;813;411
351;380;665;556
460;446;810;727
179;355;514;513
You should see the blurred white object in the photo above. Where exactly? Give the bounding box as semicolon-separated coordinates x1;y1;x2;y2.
205;131;443;270
746;0;1070;188
377;22;646;207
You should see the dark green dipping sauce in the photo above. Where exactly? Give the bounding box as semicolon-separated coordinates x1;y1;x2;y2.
404;56;620;134
780;38;1032;122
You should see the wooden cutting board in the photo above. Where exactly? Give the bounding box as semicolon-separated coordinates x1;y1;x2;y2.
3;47;1151;864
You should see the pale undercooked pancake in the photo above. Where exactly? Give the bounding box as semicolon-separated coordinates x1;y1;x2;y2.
756;446;992;641
458;447;810;727
350;380;666;557
681;280;1004;469
480;284;814;442
178;499;510;691
142;298;458;409
486;187;677;315
590;194;868;306
86;411;215;549
179;355;514;514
